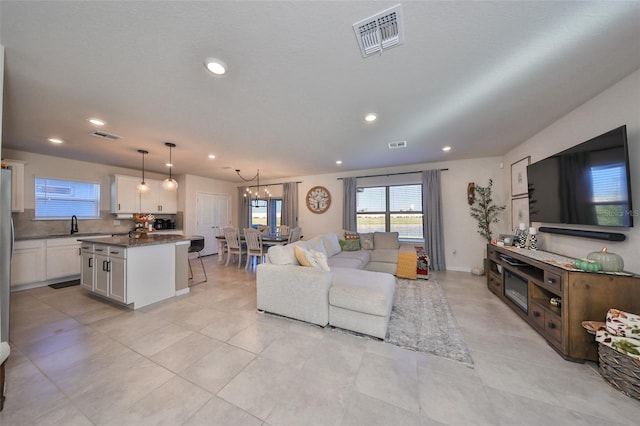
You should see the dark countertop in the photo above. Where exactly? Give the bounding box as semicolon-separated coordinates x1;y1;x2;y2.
16;232;114;241
79;234;193;248
16;230;184;242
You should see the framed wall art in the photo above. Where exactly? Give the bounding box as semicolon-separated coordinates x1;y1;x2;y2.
511;156;530;197
511;196;529;231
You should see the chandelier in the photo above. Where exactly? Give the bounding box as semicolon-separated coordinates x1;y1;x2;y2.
236;169;271;208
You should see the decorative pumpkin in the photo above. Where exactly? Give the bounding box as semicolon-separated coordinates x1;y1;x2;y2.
587;247;624;272
573;258;602;272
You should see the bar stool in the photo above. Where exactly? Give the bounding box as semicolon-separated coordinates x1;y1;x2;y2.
188;236;208;284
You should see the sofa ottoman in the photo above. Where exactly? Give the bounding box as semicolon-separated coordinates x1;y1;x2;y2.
328;267;396;339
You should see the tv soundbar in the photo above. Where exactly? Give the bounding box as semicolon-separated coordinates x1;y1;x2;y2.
538;227;626;242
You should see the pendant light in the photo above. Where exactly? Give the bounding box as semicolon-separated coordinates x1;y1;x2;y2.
162;142;178;191
136;149;151;193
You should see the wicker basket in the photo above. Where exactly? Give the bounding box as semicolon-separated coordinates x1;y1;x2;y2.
598;343;640;401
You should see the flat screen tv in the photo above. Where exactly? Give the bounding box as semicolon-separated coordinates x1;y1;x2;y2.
527;125;633;228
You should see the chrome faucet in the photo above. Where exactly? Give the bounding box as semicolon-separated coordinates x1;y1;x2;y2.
70;215;79;235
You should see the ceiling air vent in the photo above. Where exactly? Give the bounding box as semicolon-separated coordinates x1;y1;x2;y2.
89;131;121;141
353;4;404;57
388;140;407;149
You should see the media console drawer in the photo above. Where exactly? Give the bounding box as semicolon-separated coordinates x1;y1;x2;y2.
543;271;562;293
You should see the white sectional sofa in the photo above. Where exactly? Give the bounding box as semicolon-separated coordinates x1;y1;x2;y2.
256;232;400;338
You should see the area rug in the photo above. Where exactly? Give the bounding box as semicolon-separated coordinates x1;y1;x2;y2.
385;279;474;365
48;279;80;289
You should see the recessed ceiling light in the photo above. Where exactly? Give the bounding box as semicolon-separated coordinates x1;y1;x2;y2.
88;118;105;126
208;154;216;159
48;138;63;144
336;160;342;165
204;58;226;75
365;113;377;122
442;146;452;152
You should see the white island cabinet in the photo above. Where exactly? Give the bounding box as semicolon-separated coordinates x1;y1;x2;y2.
80;235;190;308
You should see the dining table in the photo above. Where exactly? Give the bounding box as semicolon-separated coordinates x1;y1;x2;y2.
215;233;290;263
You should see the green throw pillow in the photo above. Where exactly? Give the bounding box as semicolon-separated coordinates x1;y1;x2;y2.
339;239;360;251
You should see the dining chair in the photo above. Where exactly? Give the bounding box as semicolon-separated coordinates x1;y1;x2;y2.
257;225;270;235
288;227;302;243
224;227;244;267
219;226;233;262
244;228;265;269
277;225;290;237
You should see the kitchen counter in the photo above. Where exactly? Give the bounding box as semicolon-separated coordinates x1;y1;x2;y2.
80;234;192;309
79;234;192;248
16;232;112;241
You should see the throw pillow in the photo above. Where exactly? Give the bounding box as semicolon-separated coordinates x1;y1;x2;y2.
322;233;342;257
359;232;374;250
344;231;359;240
309;249;331;272
306;237;328;256
374;232;400;249
339;239;361;251
294;245;321;269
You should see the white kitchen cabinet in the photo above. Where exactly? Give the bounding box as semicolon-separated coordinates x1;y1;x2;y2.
80;243;95;291
111;174;140;213
45;237;81;280
92;244;127;303
158;182;178;213
3;159;26;212
140;179;177;214
11;240;46;286
108;248;127;303
112;174;177;214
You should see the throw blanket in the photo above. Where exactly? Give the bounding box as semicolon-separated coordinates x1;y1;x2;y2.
593;309;640;361
416;246;429;279
396;245;418;279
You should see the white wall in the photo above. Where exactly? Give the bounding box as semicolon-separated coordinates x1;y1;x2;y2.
503;69;640;273
263;156;506;272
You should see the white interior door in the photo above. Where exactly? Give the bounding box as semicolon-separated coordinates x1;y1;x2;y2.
195;192;231;256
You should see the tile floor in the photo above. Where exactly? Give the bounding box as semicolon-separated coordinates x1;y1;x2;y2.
2;255;639;425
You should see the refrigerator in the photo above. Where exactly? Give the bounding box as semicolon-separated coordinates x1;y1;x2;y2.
0;167;13;342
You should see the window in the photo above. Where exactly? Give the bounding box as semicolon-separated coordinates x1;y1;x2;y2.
356;184;423;240
249;198;282;232
590;164;630;226
35;178;100;219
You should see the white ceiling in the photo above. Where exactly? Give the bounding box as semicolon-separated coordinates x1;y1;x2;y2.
1;1;639;182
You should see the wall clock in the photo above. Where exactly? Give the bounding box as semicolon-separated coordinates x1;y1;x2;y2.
306;186;331;214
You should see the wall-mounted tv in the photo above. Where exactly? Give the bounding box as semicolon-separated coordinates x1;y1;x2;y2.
527;125;633;228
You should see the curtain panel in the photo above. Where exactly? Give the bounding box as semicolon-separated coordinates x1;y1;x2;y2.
238;186;249;230
422;170;446;271
282;182;298;228
342;177;357;231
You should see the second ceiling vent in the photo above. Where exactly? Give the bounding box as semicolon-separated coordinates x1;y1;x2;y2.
353;4;404;58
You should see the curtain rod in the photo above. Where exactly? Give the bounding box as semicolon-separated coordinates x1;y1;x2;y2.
239;180;302;189
336;168;448;180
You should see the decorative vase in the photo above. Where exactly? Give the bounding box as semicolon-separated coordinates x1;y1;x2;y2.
529;227;537;250
517;223;528;248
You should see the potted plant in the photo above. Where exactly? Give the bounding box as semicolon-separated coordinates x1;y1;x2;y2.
469;179;505;274
469;179;506;243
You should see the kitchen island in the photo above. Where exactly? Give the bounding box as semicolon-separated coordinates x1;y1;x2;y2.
79;234;192;309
